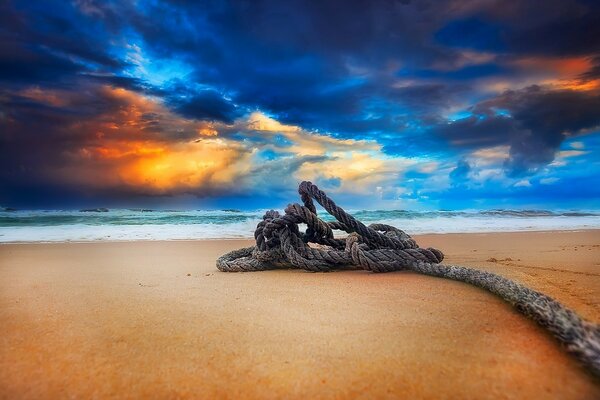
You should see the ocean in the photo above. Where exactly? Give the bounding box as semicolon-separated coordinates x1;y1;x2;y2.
0;208;599;243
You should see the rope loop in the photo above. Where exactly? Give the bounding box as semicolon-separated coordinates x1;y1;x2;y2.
217;181;600;376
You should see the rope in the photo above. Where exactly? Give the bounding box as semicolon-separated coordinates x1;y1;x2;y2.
217;181;600;377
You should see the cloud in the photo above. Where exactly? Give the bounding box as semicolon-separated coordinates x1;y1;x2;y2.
495;86;600;174
580;55;600;81
0;84;248;198
1;0;600;208
539;177;559;185
434;114;516;148
449;159;471;185
432;85;600;175
436;1;600;57
514;179;531;187
0;81;406;203
0;1;126;85
169;89;243;123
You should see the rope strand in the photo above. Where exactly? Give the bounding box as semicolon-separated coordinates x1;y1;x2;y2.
216;181;600;377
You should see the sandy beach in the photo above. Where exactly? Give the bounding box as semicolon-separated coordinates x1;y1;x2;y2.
0;230;599;399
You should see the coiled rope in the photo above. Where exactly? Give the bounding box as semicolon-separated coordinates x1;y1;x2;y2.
217;181;600;377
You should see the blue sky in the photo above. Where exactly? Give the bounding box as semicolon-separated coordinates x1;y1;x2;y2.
1;0;599;210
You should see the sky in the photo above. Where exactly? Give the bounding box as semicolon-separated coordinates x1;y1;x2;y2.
1;0;599;210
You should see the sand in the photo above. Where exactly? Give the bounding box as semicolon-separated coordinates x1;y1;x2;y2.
0;230;599;399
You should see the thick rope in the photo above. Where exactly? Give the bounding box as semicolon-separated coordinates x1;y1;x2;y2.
217;181;600;377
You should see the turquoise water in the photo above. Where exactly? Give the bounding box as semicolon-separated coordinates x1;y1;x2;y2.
0;208;599;242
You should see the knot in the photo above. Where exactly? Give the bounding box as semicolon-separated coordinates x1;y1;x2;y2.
230;182;444;274
285;203;334;243
217;181;600;377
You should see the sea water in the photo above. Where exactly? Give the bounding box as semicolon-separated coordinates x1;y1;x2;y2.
0;208;599;243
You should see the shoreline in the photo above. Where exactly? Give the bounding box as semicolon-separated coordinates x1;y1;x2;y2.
1;228;599;245
1;230;599;398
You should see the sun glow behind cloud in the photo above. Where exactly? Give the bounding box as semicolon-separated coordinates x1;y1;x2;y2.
24;86;411;199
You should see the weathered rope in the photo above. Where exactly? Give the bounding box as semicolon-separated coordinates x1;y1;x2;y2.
217;181;600;377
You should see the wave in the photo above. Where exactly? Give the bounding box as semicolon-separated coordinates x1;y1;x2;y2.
1;208;598;227
0;208;599;242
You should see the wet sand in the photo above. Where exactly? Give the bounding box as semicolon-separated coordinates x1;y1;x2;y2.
1;230;599;399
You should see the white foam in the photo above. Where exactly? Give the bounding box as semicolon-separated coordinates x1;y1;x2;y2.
375;215;600;234
0;219;262;243
0;215;598;243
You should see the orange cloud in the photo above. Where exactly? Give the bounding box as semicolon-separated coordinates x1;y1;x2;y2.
18;87;68;107
245;112;380;156
23;87;412;197
510;56;592;77
477;56;599;94
119;140;251;193
31;86;249;195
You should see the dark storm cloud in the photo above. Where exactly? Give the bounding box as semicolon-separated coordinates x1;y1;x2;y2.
498;86;600;174
168;89;244;124
434;115;516;148
504;5;600;56
0;1;126;87
435;17;507;53
580;55;600;81
83;74;153;93
433;86;600;175
449;159;471;184
435;0;600;56
0;41;83;84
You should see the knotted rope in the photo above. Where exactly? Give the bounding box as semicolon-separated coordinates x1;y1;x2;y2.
217;181;600;377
